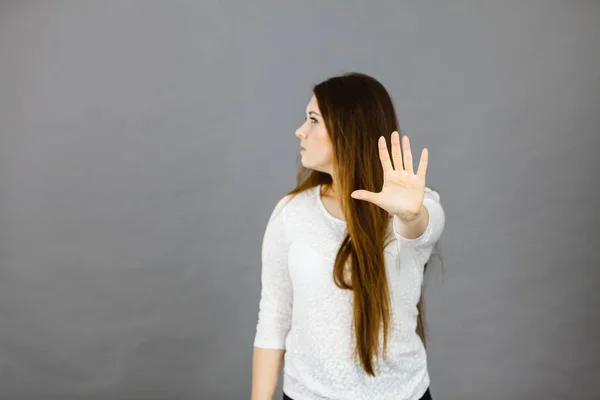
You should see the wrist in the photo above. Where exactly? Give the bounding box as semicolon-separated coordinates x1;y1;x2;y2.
394;205;424;223
393;205;429;240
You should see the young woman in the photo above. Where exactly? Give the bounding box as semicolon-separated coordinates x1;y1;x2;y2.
251;72;445;400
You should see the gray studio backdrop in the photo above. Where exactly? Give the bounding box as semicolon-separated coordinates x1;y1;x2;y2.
1;1;599;399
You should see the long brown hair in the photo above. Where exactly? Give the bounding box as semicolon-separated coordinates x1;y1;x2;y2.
283;72;438;376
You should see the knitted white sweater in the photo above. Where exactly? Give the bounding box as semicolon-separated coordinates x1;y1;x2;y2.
254;185;445;400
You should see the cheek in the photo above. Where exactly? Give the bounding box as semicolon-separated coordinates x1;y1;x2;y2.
314;128;330;146
314;132;333;158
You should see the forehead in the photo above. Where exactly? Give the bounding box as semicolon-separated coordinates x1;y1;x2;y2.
306;95;319;111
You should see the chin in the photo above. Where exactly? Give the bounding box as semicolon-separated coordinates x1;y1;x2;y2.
300;158;314;169
301;161;315;171
300;157;327;173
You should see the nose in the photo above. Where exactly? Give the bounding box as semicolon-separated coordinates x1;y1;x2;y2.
295;120;308;139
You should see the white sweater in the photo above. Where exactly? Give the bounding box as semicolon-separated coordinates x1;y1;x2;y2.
254;184;445;400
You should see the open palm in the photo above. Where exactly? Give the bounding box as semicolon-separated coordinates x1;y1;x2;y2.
350;131;428;220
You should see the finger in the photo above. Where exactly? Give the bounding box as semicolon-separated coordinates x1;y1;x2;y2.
416;148;428;180
350;190;379;204
391;131;403;171
402;135;414;174
378;136;394;173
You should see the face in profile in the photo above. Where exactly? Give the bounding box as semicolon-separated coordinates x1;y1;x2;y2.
295;95;334;175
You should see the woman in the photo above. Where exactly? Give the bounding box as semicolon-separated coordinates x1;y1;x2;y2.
251;72;445;400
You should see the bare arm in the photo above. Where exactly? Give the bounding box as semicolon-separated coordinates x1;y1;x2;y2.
251;347;285;400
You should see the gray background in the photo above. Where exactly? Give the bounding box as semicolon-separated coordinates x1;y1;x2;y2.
1;1;599;399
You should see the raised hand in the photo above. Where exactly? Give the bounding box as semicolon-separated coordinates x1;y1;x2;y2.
350;131;428;221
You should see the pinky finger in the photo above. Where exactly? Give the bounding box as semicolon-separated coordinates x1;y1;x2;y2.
416;148;429;180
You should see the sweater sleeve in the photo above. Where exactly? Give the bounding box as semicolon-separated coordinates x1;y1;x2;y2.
253;196;293;349
392;187;445;249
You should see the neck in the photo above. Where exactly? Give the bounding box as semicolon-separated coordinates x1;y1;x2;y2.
323;181;341;200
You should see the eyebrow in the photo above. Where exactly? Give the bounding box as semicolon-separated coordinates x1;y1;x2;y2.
307;111;321;117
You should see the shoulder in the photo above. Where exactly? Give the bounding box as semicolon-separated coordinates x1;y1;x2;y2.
268;187;314;222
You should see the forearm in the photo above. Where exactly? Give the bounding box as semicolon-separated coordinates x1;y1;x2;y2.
251;347;285;400
393;205;429;240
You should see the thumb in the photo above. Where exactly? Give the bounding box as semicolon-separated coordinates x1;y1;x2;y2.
350;190;378;203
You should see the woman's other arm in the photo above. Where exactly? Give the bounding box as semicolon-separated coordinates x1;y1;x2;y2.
252;197;293;400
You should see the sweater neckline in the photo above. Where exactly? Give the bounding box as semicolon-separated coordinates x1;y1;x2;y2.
315;185;346;225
